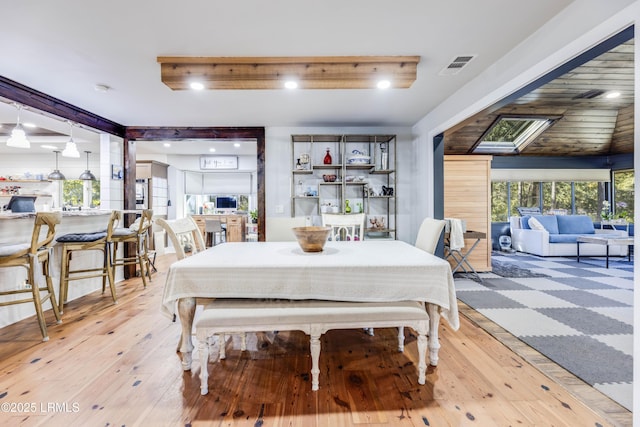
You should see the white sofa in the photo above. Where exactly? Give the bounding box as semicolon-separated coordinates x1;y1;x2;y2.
510;214;628;257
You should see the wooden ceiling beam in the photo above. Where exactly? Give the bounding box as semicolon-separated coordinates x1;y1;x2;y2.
157;56;420;90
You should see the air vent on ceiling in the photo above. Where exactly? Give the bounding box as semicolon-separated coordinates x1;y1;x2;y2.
573;89;605;99
439;55;477;75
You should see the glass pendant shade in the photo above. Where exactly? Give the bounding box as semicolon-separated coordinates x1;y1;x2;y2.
61;122;80;158
47;151;66;180
7;123;30;149
62;138;80;158
79;151;96;181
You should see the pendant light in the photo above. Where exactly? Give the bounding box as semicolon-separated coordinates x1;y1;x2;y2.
47;150;66;180
62;121;80;158
79;151;96;181
6;104;30;149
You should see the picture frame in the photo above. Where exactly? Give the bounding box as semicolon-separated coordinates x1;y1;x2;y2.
111;164;123;180
200;155;238;170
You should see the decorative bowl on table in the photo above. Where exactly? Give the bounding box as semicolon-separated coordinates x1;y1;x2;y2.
322;174;337;182
292;226;331;253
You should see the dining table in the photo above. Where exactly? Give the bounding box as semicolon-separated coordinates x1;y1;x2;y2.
162;240;459;370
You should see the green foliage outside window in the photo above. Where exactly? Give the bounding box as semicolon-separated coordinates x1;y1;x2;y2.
613;170;634;221
62;180;100;208
491;179;627;223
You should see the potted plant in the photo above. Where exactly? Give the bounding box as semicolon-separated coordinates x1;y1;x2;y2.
249;209;258;224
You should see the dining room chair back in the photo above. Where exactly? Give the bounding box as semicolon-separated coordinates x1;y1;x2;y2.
204;219;225;247
0;211;62;341
321;213;365;241
415;217;447;254
266;217;307;241
156;216;206;260
110;209;154;288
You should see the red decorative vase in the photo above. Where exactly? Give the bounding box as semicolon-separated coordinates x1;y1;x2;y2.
323;148;332;165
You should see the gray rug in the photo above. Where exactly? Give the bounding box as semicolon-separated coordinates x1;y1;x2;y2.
491;260;549;278
455;252;634;410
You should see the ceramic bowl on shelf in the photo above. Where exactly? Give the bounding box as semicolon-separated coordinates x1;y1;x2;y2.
292;226;331;252
344;175;355;182
322;174;337;182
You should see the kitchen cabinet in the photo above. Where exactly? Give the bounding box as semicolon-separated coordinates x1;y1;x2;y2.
191;214;247;242
290;134;396;239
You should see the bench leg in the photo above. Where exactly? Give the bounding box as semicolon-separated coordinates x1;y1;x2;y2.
219;334;226;359
397;326;405;352
199;336;209;395
426;303;441;366
417;321;428;385
310;331;321;391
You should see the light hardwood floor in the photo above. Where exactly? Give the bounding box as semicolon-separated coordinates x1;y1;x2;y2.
0;253;631;426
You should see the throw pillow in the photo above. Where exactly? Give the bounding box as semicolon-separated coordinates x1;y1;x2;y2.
528;217;546;231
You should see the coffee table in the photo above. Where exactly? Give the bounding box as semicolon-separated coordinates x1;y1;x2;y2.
576;235;633;268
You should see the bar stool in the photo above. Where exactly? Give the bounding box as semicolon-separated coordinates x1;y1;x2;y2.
0;212;62;341
110;209;153;287
57;210;120;314
204;219;225;247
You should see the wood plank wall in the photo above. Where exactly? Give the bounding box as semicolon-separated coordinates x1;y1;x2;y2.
444;155;492;272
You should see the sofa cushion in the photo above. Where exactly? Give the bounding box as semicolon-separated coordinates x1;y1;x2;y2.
549;233;582;243
528;217;546;231
521;215;558;234
556;215;594;235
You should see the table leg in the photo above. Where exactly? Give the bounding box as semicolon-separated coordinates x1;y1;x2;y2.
426;303;440;366
606;245;610;268
177;297;197;371
576;241;581;263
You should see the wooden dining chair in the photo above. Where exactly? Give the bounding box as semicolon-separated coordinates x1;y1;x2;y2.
415;217;447;254
156;216;206;260
266;217;307;242
321;213;365;241
0;212;63;341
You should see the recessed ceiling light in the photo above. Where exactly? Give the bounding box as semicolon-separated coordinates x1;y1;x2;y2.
234;143;241;148
190;82;205;90
209;147;216;153
163;143;171;147
94;84;110;92
23;122;36;128
605;91;621;99
377;80;391;89
284;80;298;89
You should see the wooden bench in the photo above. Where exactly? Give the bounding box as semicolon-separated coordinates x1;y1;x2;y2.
195;299;430;395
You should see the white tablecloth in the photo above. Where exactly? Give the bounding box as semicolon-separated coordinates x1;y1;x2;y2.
162;240;459;330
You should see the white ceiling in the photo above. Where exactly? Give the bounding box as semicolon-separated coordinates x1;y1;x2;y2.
0;0;577;155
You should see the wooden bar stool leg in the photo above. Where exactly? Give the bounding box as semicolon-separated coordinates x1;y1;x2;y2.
58;246;70;314
42;252;62;325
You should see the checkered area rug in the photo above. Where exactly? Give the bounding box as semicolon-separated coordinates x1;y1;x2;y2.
455;252;634;410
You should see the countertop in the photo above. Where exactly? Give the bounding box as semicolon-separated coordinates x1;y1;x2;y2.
0;209;112;220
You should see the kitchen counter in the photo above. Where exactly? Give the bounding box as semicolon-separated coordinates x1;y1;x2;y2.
0;209;112;220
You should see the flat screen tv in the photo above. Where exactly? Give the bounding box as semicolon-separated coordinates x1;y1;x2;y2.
5;196;37;213
215;196;237;209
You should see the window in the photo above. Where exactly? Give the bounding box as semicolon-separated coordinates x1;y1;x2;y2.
542;182;572;214
62;180;100;209
473;115;559;154
491;182;508;221
574;182;605;220
613;170;634;221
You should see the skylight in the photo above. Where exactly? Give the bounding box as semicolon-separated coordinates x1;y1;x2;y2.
472;115;559;154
